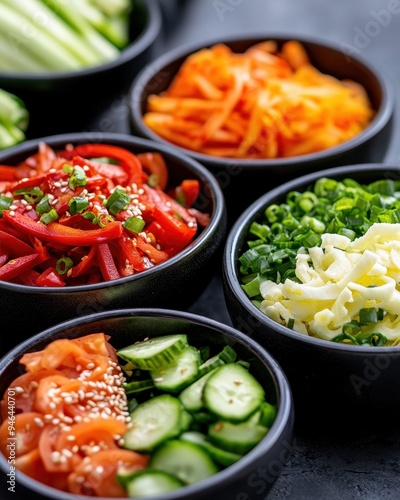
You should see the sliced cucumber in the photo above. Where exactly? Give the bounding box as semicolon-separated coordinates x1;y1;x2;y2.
180;431;243;467
150;346;201;392
198;345;237;377
118;469;184;496
208;415;268;455
179;409;193;432
123;378;154;394
150;440;219;485
179;369;216;412
203;363;265;422
124;394;182;452
117;334;188;370
259;401;277;428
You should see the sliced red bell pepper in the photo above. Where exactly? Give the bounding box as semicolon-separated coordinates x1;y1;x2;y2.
146;207;197;255
96;243;120;281
0;166;19;182
59;144;143;186
135;234;169;264
36;267;66;287
71;245;97;277
0;253;41;281
3;211;123;246
118;236;152;273
0;253;8;266
137;152;168;190
12;268;41;286
170;179;200;208
11;174;48;192
0;229;34;257
142;184;197;226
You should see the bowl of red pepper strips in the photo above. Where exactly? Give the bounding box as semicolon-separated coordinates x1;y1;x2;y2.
0;133;226;353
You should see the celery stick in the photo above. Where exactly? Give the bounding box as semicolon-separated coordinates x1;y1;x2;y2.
3;0;104;67
0;3;82;71
0;89;29;130
0;34;50;72
89;0;131;18
42;0;119;62
74;0;129;48
5;123;25;144
0;123;24;150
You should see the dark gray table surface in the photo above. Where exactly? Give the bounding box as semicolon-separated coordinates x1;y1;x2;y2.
89;1;400;498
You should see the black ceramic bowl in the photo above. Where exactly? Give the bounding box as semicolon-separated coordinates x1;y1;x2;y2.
0;308;294;500
129;34;394;219
223;163;400;431
0;0;162;138
0;133;226;353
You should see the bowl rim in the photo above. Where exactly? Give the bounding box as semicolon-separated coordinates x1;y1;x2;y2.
0;307;294;500
0;131;226;294
223;162;400;354
129;31;394;169
0;0;162;82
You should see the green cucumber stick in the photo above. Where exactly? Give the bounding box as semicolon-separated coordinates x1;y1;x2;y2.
89;0;131;18
0;89;29;130
3;0;103;67
42;0;119;61
0;123;24;150
0;3;82;71
74;0;129;48
0;34;50;72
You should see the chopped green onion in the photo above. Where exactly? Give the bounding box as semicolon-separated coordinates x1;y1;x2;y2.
36;195;52;214
146;174;159;188
104;188;130;216
14;186;44;204
359;308;378;325
40;209;58;224
98;213;114;227
68;196;89;215
82;211;98;222
68;165;87;190
0;195;12;216
56;257;73;275
63;164;74;174
124;217;145;234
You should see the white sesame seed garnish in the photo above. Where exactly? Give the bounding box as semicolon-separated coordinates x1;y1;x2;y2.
34;417;44;427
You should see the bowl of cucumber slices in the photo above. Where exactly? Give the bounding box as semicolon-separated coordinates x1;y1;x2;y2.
0;308;294;500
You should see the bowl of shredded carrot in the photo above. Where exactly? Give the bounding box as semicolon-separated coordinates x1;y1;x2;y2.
129;34;394;180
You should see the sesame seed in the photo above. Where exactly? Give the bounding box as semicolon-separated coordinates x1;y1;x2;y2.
53;182;62;188
49;402;57;410
13;386;24;393
66;435;76;441
34;417;44;427
86;363;95;370
9;211;15;217
9;205;18;210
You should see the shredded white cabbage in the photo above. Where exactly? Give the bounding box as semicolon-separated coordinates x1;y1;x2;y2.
260;223;400;345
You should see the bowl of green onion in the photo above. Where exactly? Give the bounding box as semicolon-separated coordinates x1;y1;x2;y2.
223;163;400;432
0;0;162;137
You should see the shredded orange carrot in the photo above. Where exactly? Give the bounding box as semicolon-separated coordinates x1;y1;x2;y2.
143;41;375;159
